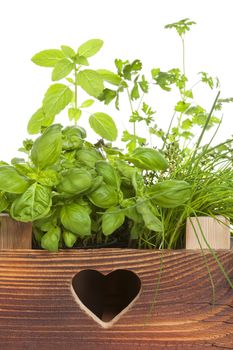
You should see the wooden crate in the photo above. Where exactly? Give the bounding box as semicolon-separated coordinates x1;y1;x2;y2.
0;249;233;350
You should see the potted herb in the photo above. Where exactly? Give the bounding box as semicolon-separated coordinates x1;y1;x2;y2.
0;19;232;349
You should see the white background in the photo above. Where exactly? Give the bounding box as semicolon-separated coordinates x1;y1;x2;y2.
0;0;232;161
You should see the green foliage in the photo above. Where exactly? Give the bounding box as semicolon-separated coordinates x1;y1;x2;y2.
0;166;29;194
89;112;118;141
10;183;52;222
1;21;233;259
31;49;65;67
43;84;73;118
76;70;104;97
165;18;196;37
31;124;62;169
60;203;91;237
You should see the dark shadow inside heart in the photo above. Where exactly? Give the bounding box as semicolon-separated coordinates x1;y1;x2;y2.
72;269;141;323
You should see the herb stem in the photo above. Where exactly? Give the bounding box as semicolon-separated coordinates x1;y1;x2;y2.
127;87;136;137
74;63;78;125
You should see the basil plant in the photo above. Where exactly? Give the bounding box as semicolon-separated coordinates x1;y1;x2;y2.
0;38;192;251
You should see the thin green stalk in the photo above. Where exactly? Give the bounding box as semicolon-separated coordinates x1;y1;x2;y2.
189;216;216;305
187;91;221;173
161;111;177;151
74;63;78;126
126;87;136;137
191;210;233;289
182;37;186;78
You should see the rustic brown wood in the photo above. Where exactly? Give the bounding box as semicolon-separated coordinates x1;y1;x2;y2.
0;249;232;350
186;216;231;249
0;214;32;249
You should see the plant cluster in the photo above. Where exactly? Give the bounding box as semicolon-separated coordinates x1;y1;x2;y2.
0;19;233;251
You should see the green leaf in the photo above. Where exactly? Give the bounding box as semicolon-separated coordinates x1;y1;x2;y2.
89;112;117;141
147;180;191;208
96;69;121;86
61;203;91;237
181;118;193;130
37;169;60;186
52;58;73;81
102;207;125;236
10;183;52;221
131;83;140;100
57;168;92;195
165;18;196;37
41;227;61;252
80;99;94;108
74;55;89;66
175;101;191;112
0;166;29;194
184;89;193;98
63;231;77;248
76;70;104;98
43;84;73;117
77;39;103;58
27;108;54;135
128;147;168;171
61;45;75;58
95;161;120;188
31;49;65;67
68;108;82;122
31;124;62;169
136;200;163;232
0;192;8;212
87;183;119;208
98;89;117;105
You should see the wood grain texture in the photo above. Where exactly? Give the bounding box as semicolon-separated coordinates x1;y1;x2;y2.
186;216;230;249
0;249;232;350
0;215;32;249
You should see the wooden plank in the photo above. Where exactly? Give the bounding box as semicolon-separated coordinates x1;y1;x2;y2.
186;216;230;249
0;215;32;249
0;249;232;349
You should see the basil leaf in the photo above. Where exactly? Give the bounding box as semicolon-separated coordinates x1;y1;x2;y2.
89;112;118;141
147;180;191;208
27;108;54;135
31;124;62;169
88;183;119;208
0;166;29;194
31;49;65;67
102;207;125;236
61;203;91;237
77;39;103;58
0;192;8;212
37;169;60;186
128;147;168;171
76;70;104;98
96;69;121;86
41;227;61;252
63;231;77;248
43;83;73;118
52;59;74;81
136;200;163;232
61;45;75;58
10;183;52;222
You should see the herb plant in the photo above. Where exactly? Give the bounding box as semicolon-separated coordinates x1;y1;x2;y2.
0;19;232;257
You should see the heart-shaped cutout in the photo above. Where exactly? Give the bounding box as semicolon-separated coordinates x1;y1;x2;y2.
71;269;141;328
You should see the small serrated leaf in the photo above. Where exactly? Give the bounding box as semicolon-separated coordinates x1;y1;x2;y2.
43;84;73;118
61;45;75;58
31;49;65;67
76;70;104;98
77;39;103;58
52;59;73;81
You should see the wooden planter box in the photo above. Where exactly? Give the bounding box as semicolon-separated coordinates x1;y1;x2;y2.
0;215;233;349
0;248;233;350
